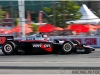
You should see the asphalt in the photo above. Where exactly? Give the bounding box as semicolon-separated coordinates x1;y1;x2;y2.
0;48;100;74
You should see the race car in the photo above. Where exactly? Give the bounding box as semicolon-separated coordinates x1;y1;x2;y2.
0;34;95;55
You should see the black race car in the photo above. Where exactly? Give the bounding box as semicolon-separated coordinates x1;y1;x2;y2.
0;34;95;55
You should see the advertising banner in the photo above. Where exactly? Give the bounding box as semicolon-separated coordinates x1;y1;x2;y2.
49;36;100;47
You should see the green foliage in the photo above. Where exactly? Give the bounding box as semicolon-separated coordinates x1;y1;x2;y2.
31;24;39;33
14;18;19;26
44;7;52;13
14;12;19;26
97;10;100;18
0;5;6;23
43;1;81;28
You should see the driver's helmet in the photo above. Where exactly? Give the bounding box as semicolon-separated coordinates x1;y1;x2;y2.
43;35;50;41
39;32;43;35
43;35;47;38
39;32;44;37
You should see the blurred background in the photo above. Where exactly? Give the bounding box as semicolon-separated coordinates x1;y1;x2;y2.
0;0;100;37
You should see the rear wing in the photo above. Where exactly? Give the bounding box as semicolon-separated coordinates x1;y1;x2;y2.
0;36;13;45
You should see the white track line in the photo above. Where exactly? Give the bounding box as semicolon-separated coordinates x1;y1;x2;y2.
0;62;99;63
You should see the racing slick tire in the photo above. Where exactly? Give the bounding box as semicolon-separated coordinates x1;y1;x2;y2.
62;41;75;54
2;41;18;55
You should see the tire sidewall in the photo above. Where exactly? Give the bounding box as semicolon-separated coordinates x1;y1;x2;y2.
2;42;15;55
62;41;74;54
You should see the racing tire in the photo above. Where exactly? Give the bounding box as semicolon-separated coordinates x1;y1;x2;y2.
62;41;75;54
2;41;18;55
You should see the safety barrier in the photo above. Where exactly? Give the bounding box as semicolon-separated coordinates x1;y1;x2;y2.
49;36;100;48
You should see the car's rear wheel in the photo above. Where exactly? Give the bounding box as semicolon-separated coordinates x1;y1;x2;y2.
62;41;75;54
2;41;18;55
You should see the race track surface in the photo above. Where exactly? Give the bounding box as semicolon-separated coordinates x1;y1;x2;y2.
0;48;100;74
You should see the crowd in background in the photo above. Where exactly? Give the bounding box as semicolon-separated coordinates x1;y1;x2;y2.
32;29;100;37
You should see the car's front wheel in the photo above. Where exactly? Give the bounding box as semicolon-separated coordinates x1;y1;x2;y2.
2;41;17;55
62;41;75;54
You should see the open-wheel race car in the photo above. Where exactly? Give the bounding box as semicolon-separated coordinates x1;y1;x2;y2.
0;34;95;55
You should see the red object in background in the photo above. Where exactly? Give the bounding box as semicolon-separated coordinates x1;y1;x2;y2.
12;26;20;32
38;11;43;26
5;12;10;18
84;24;97;30
38;24;55;32
11;25;33;34
54;27;64;31
25;24;33;28
17;24;33;28
25;28;33;34
4;30;12;34
70;24;89;33
27;11;31;25
0;28;12;34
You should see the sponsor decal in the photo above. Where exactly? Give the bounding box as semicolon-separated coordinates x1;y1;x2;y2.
33;44;42;47
0;37;6;44
26;37;35;40
44;44;51;47
7;39;13;40
32;43;51;48
84;38;97;45
41;44;52;52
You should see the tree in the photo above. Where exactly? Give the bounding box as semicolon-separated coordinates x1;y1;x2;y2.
14;10;19;26
43;1;81;28
32;24;39;33
0;5;6;24
14;18;19;26
97;10;100;18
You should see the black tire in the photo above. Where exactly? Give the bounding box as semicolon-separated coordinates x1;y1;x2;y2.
2;41;18;55
71;40;81;45
62;41;75;54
